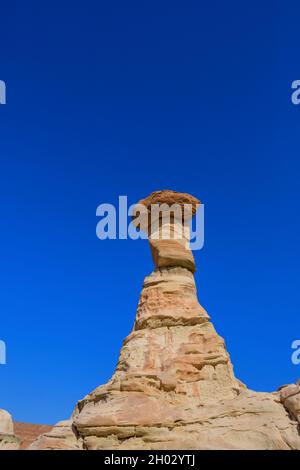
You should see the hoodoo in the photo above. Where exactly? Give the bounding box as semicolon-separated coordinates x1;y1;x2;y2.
30;191;300;450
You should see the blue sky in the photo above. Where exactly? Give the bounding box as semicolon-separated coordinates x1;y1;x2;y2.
0;1;299;424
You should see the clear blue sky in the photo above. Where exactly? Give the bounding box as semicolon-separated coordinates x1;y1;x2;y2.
1;1;299;424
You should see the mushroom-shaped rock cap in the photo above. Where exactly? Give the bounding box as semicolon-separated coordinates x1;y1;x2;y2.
132;190;201;232
137;190;200;215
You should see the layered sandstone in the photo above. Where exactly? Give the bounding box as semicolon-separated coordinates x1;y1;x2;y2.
28;420;81;450
29;190;300;450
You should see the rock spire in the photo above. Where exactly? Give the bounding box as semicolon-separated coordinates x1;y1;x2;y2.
30;190;300;450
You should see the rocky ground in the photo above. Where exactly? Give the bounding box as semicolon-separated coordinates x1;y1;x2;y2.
14;423;53;449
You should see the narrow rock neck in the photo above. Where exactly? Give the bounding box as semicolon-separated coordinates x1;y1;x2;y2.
148;220;196;274
134;266;209;331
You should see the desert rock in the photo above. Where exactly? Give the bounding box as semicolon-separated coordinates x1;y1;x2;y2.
0;410;20;450
30;190;300;450
14;422;53;449
279;383;300;423
28;420;82;450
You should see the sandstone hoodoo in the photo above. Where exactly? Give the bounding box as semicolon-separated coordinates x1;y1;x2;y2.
30;190;300;450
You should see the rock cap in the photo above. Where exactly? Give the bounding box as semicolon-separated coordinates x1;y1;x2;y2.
132;190;201;233
137;190;201;216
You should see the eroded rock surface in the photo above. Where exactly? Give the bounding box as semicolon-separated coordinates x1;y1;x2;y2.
0;410;20;450
28;420;82;450
30;190;300;450
279;382;300;423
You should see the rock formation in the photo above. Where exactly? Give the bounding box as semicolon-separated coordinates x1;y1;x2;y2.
29;190;300;450
279;381;300;424
28;420;81;450
14;422;53;449
0;410;20;450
